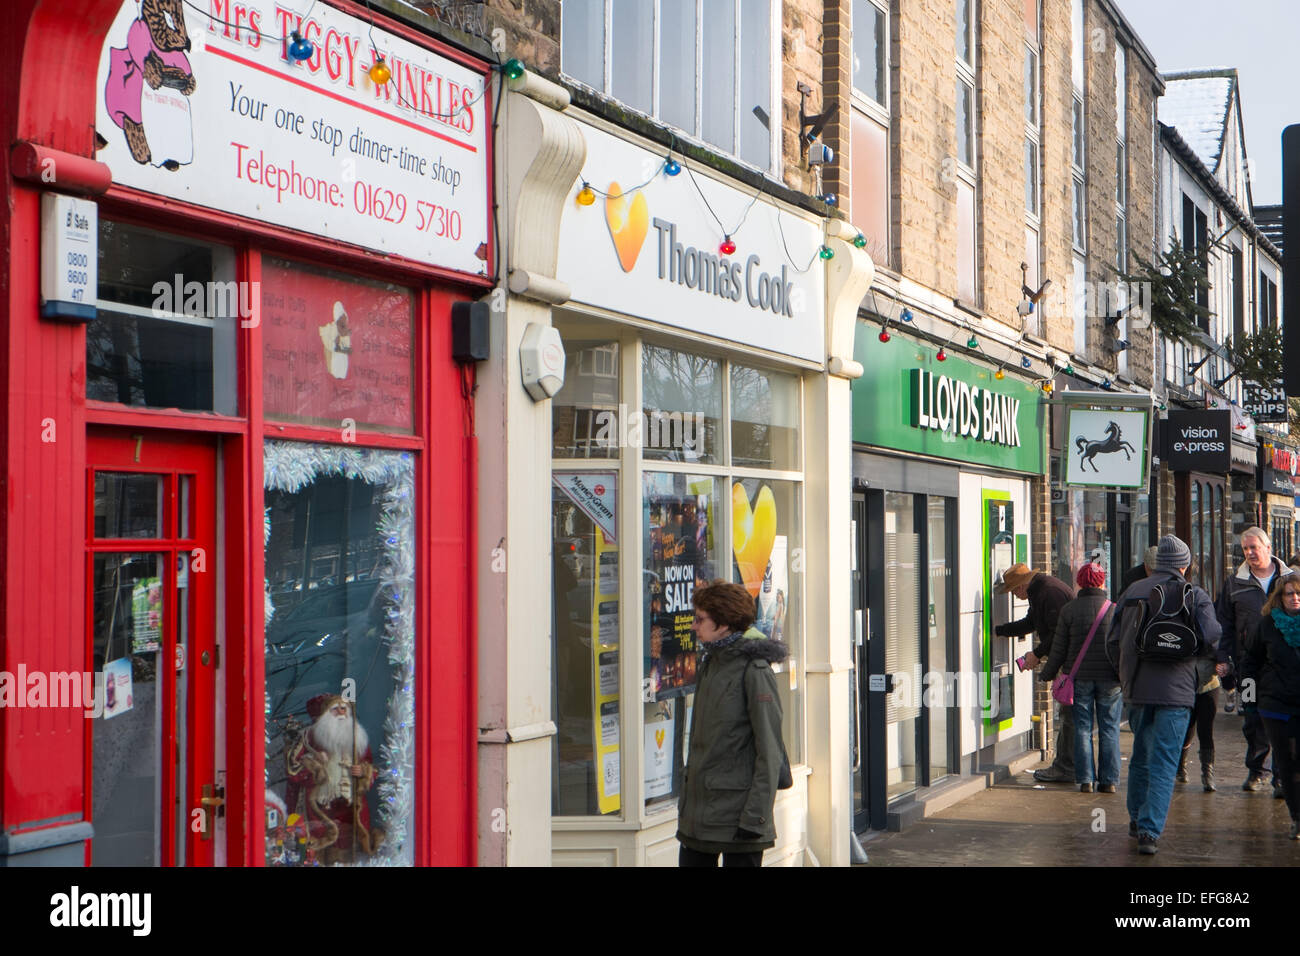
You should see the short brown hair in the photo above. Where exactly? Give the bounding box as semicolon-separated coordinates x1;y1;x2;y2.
693;579;755;633
1262;573;1300;615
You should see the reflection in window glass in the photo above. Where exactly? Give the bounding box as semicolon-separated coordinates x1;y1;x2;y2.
956;80;973;167
928;497;953;782
730;477;800;761
560;0;604;90
738;1;771;168
852;0;886;105
611;2;652;114
552;473;621;815
553;340;620;459
92;553;165;866
644;473;719;810
659;0;696;134
89;220;237;414
94;473;164;539
701;0;737;151
643;345;721;464
731;364;799;470
263;442;415;866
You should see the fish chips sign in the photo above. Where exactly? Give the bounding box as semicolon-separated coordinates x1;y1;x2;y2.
95;0;490;275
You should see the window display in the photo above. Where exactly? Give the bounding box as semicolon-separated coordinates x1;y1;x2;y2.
261;259;414;434
262;441;415;866
643;473;719;809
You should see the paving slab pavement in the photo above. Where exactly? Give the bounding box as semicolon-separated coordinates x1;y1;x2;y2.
859;709;1300;867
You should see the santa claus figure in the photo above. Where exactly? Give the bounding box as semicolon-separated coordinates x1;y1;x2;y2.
286;693;384;863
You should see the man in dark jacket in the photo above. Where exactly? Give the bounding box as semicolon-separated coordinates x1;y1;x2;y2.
1120;545;1158;595
994;563;1075;782
1217;526;1289;794
1107;535;1221;855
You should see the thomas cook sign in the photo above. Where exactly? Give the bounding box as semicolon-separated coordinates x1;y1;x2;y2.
555;119;826;363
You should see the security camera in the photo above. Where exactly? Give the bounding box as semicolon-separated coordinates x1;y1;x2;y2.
1017;297;1034;317
808;142;833;165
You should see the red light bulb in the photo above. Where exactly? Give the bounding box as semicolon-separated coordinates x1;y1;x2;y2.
720;237;736;256
878;330;890;343
937;348;947;361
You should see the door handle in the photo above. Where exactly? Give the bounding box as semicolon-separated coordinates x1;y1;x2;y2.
200;783;226;841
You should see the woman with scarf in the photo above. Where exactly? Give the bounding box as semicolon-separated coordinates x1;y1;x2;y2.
1243;572;1300;838
677;580;788;866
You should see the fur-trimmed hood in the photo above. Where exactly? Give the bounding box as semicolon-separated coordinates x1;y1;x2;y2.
733;625;789;663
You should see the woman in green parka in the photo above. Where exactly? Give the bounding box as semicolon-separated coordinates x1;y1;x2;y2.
677;580;788;867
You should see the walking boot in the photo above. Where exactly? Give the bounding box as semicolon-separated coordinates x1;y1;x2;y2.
1201;750;1216;793
1176;746;1191;783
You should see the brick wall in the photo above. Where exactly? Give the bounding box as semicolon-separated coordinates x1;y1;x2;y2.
893;0;957;295
1038;0;1076;356
975;0;1026;324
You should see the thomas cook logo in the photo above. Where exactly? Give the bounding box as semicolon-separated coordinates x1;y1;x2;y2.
604;181;649;272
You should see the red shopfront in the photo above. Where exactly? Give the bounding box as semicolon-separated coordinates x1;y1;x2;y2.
0;0;489;866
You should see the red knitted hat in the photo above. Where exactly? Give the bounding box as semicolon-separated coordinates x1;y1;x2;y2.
1076;562;1105;589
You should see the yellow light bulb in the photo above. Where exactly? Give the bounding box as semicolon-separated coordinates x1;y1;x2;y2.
994;369;1005;380
576;185;596;206
369;58;391;85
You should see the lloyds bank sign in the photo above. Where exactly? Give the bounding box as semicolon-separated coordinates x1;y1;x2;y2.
910;368;1022;447
850;325;1045;474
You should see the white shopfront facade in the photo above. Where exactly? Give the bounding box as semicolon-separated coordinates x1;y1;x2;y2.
478;74;871;865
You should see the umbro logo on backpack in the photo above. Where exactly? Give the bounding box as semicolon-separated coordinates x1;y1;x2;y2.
1134;582;1201;661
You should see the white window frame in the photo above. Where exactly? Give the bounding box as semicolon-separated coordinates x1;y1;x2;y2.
955;0;979;306
559;0;780;174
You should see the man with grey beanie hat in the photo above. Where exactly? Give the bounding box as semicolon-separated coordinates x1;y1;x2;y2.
1106;534;1220;855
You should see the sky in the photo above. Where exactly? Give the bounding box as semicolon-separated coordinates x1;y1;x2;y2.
1116;0;1297;206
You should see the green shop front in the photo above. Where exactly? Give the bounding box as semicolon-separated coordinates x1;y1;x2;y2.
848;327;1046;831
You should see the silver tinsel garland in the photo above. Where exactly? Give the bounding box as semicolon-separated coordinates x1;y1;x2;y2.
264;440;416;866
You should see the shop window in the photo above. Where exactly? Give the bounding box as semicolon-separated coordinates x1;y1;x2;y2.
89;220;237;414
731;364;800;470
731;477;802;763
642;345;721;464
643;472;720;810
553;338;621;459
261;258;414;434
262;441;416;866
551;330;804;820
552;469;621;815
1052;488;1111;585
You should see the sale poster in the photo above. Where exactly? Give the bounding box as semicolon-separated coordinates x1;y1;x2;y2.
644;486;713;701
261;259;414;431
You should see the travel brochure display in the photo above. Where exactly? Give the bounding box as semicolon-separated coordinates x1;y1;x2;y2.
590;527;620;813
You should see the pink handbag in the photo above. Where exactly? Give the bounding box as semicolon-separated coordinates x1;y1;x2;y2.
1051;600;1112;706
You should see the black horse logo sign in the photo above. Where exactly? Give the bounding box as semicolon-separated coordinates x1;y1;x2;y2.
1075;421;1136;473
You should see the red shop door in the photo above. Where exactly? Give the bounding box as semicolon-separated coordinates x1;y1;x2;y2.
86;429;220;866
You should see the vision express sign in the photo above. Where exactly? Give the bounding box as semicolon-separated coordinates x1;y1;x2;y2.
1165;409;1231;472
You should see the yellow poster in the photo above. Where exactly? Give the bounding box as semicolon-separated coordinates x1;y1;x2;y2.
591;527;621;813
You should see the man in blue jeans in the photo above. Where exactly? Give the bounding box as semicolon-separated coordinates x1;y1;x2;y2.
1106;535;1221;855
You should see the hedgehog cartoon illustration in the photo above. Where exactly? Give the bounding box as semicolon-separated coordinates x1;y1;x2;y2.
103;0;196;170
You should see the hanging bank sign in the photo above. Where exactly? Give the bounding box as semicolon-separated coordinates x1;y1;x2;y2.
850;325;1044;474
555;119;826;363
